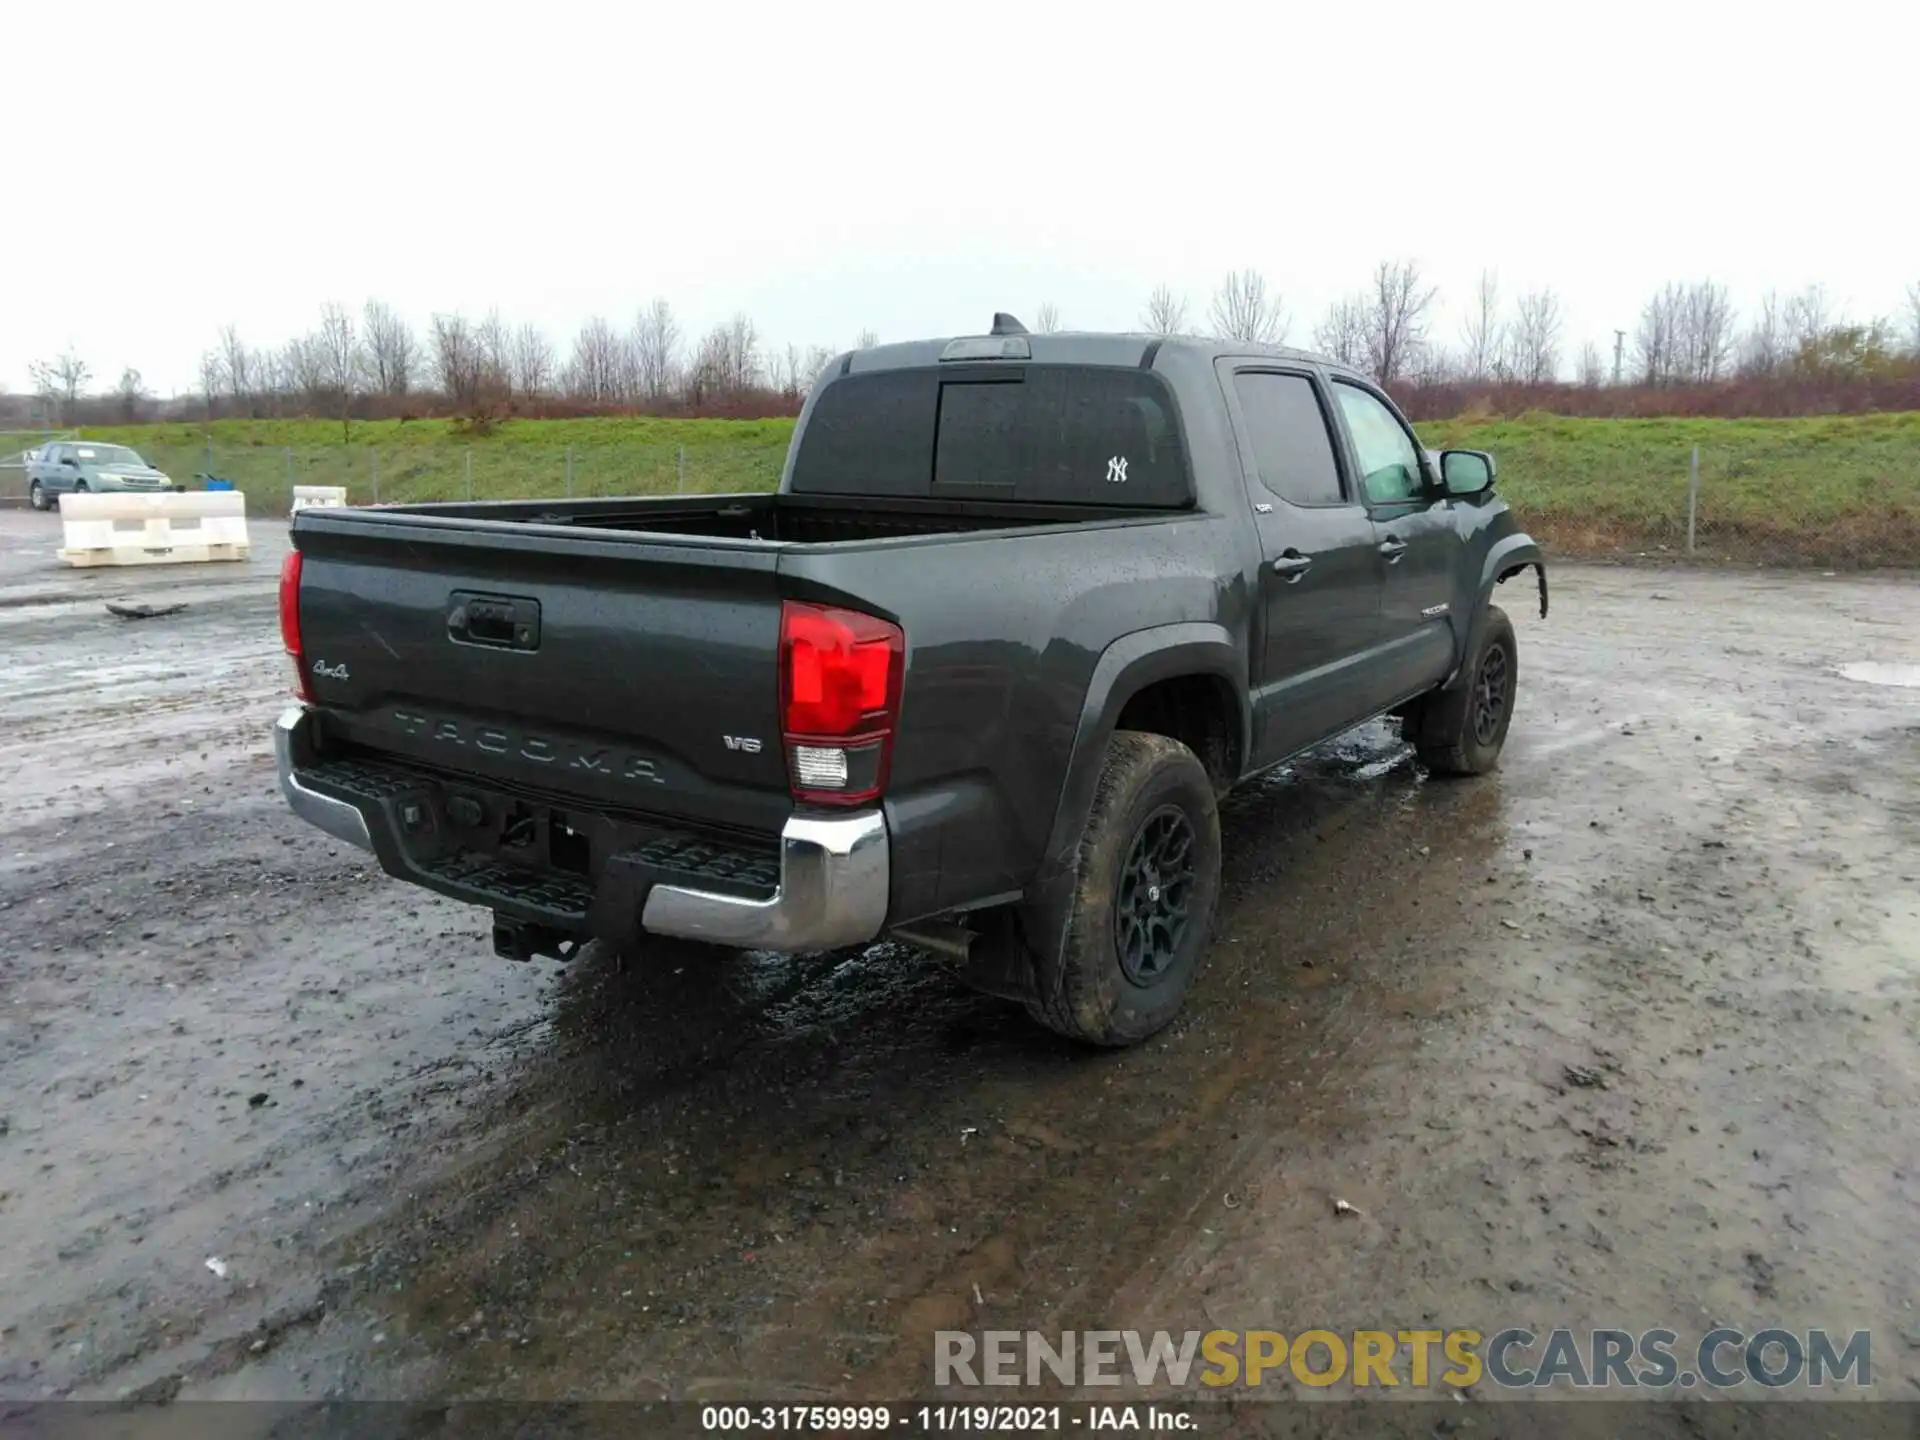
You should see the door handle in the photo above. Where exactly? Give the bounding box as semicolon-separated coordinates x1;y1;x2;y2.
1272;550;1313;582
1378;536;1408;562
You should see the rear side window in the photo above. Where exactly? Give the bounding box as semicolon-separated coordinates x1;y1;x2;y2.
787;370;939;499
789;366;1192;507
1231;373;1346;506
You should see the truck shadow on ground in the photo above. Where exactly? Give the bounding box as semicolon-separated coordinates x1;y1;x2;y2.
343;719;1513;1399
526;722;1491;1109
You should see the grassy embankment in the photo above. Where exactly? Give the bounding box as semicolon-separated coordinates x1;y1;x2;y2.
1422;410;1920;566
72;416;793;508
70;411;1920;566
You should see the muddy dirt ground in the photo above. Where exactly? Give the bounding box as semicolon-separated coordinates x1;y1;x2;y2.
2;508;1917;1424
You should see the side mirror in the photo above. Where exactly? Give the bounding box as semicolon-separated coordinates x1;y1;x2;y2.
1440;449;1495;496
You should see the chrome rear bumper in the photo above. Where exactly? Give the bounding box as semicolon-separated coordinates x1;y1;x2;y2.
273;706;889;953
642;810;888;950
274;709;373;852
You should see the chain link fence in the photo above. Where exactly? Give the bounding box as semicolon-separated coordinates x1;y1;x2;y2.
1488;443;1920;570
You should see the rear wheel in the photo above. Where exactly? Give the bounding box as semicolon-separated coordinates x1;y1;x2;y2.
1018;730;1222;1047
1405;605;1518;776
28;480;47;511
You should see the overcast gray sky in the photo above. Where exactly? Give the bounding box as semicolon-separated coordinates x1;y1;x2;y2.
10;0;1915;397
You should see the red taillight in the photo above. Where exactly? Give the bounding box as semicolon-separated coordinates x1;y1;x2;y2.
779;600;904;806
279;549;312;702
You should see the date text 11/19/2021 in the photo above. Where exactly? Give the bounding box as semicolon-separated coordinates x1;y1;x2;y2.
700;1404;1195;1432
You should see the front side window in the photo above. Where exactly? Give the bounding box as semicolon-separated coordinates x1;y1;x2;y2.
1333;383;1424;504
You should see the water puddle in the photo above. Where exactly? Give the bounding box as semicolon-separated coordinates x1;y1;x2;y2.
1836;661;1920;689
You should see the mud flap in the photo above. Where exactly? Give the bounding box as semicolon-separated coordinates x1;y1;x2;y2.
955;906;1047;1004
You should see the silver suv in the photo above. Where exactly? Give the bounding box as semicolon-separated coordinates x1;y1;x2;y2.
27;441;178;510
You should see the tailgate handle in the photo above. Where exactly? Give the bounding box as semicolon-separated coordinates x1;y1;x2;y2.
448;591;541;651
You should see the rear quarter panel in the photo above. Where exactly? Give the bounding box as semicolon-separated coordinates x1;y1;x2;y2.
780;510;1255;925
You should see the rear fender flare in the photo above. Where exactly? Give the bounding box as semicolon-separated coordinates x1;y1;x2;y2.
1017;622;1248;978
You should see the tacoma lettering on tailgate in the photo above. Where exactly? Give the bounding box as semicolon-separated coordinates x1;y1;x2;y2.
390;708;666;784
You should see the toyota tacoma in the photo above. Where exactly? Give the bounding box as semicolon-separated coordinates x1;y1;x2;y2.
275;317;1547;1046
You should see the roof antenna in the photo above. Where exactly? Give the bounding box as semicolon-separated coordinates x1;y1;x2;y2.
990;313;1029;337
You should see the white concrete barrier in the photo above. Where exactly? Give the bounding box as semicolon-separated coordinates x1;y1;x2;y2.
290;485;348;517
57;490;251;567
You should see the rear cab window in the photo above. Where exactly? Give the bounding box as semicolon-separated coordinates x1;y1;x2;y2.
790;366;1193;508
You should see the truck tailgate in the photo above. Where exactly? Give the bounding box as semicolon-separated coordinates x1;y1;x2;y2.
292;514;793;836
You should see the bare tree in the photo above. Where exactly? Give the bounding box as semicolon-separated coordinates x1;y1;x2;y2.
632;299;681;402
475;309;513;399
1576;341;1605;388
1906;281;1920;357
1313;294;1370;369
1635;282;1683;386
775;343;806;401
218;324;252;406
679;315;762;405
1783;284;1832;355
314;302;365;439
564;315;626;404
720;313;761;394
1460;270;1505;381
115;366;147;422
1508;289;1564;384
510;323;554;399
286;335;328;410
363;300;416;397
1674;281;1737;383
430;313;481;406
1034;302;1061;334
197;351;223;420
1738;291;1787;378
804;344;836;385
1362;259;1437;384
1634;280;1736;385
855;328;880;350
1209;270;1286;345
686;325;730;407
1140;284;1188;335
1410;345;1460;386
28;350;91;424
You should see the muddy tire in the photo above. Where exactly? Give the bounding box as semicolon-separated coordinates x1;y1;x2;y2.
28;480;47;511
1406;605;1518;776
1021;730;1222;1048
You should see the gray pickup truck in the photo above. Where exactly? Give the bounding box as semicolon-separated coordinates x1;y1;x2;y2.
275;317;1547;1045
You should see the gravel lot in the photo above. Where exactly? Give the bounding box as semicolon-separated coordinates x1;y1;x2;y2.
1;507;1915;1425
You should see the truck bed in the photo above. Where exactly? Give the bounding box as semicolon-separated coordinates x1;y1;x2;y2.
365;491;1178;545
